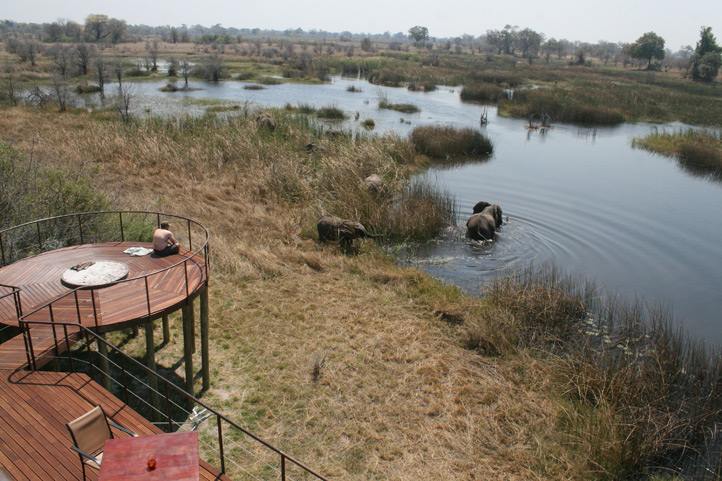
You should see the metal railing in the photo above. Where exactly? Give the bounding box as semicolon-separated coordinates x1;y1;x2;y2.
19;318;330;481
0;211;210;335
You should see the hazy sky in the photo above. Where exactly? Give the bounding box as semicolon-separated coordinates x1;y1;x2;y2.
2;0;720;51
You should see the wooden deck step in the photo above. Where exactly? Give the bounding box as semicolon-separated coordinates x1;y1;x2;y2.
0;326;81;371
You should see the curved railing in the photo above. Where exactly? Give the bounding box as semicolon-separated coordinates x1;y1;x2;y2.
19;318;330;481
0;211;210;328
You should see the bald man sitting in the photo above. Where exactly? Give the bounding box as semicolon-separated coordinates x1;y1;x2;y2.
153;222;180;257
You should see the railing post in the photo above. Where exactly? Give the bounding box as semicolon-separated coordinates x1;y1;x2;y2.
84;329;96;382
281;455;286;481
63;325;74;372
74;290;82;323
90;289;99;328
36;222;42;251
182;305;194;400
120;355;130;406
78;214;84;244
0;232;5;266
183;260;189;298
164;382;172;432
119;212;125;242
217;417;225;474
200;288;210;391
187;219;192;251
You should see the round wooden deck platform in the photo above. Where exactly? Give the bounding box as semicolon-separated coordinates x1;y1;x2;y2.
0;241;207;333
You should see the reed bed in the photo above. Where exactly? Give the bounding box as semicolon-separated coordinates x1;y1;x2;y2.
470;265;722;479
410;125;493;159
634;129;722;180
460;83;505;103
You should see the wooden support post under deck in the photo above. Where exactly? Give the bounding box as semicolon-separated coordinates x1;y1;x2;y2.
162;314;170;344
190;303;196;354
97;333;111;391
145;319;160;421
182;305;194;399
132;326;139;336
200;287;210;391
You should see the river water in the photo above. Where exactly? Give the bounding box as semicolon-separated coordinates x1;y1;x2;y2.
94;77;722;343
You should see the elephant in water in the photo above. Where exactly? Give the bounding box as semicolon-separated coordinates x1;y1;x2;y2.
317;215;376;248
466;201;503;241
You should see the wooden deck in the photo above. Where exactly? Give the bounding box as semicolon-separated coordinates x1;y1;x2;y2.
0;369;229;481
0;242;207;333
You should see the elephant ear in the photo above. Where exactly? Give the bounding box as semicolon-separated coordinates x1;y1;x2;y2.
494;205;503;226
472;201;491;214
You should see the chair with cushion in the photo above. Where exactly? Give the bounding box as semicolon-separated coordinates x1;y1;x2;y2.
66;405;137;480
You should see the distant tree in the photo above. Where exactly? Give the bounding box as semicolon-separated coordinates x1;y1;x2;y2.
6;38;44;66
75;43;94;75
179;58;192;86
170;27;179;44
180;29;190;43
516;28;544;63
107;18;127;44
1;66;19;106
43;22;65;42
49;44;73;77
484;29;504;54
202;54;224;82
360;37;372;52
94;56;106;95
691;26;722;82
65;21;84;42
541;38;559;63
146;39;160;71
85;14;109;42
501;25;519;55
408;26;429;45
626;31;665;69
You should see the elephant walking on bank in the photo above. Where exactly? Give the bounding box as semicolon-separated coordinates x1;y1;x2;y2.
317;215;377;248
466;201;503;241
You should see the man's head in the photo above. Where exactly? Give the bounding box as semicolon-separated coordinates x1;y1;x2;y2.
160;222;170;230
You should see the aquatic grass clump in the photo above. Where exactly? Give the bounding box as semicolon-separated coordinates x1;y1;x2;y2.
346;85;362;93
471;265;722;478
500;87;625;125
460;83;505;103
634;129;722;180
316;106;347;120
410;126;493;159
378;100;420;114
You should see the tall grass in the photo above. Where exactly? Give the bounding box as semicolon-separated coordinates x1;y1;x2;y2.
410;126;493;159
634;129;722;181
468;265;722;478
316;105;347;119
460;83;505;103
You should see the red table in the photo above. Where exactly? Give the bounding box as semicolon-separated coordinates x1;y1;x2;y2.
98;431;200;481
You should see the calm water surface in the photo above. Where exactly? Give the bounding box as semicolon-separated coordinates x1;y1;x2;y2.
110;78;722;342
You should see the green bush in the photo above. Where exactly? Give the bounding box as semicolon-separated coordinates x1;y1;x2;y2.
316;106;347;120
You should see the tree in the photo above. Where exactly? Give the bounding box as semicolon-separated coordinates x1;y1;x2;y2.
107;18;127;44
146;39;160;71
626;31;665;69
170;27;179;44
85;14;109;42
49;44;73;77
94;56;106;96
179;58;192;87
360;37;372;52
516;28;544;63
691;26;722;82
75;43;94;75
408;26;429;45
43;22;65;42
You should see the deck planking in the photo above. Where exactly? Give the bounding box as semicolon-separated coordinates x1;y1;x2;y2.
0;242;207;332
0;369;230;481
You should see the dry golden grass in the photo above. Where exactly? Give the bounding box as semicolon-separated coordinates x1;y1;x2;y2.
0;106;588;480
